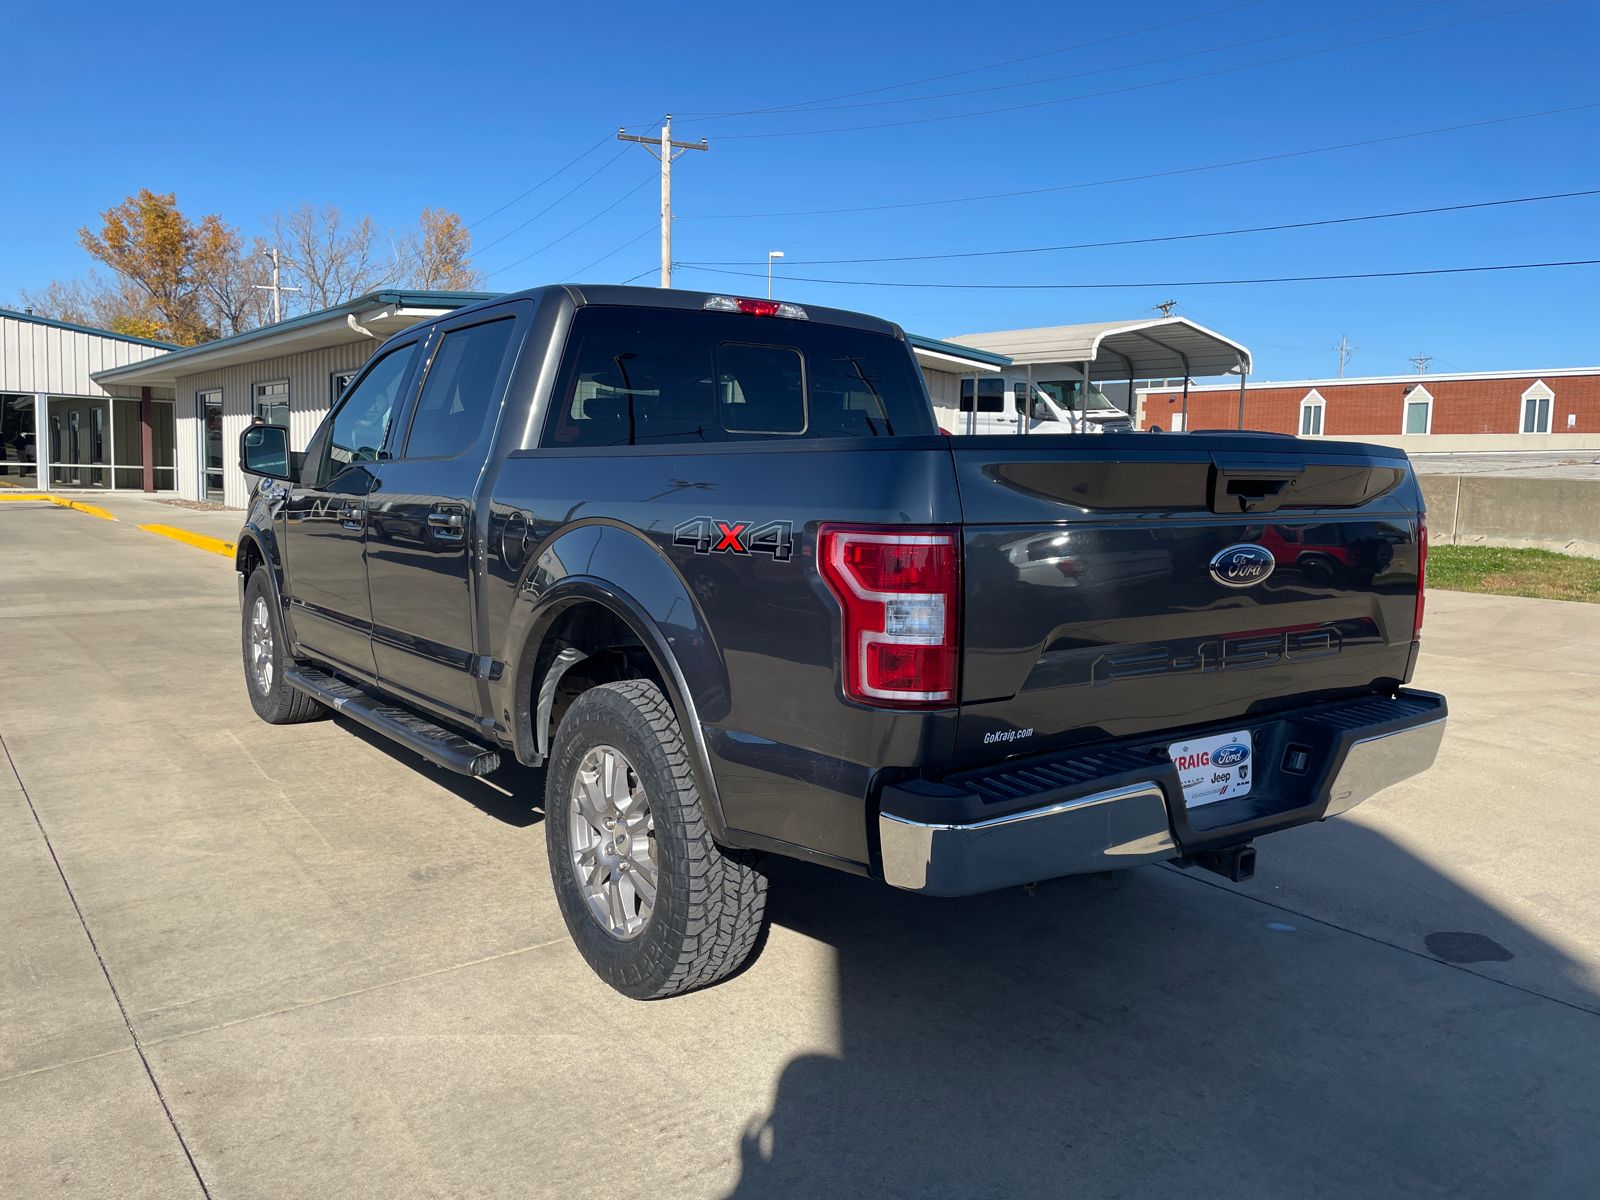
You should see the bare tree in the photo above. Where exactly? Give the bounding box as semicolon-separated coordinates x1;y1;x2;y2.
17;273;135;329
270;203;407;313
194;225;271;336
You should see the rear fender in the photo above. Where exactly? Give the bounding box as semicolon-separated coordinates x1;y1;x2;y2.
497;522;733;841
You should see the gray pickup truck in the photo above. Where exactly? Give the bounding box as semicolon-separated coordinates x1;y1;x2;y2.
236;285;1446;998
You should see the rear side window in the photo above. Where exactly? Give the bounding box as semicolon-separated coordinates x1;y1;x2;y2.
542;306;933;447
404;317;516;459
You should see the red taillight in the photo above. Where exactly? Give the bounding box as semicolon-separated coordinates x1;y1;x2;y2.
1413;518;1428;640
818;525;960;708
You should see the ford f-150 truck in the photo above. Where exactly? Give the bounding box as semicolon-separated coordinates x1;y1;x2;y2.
236;285;1446;999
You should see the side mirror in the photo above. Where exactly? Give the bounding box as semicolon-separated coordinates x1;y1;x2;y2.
239;424;294;482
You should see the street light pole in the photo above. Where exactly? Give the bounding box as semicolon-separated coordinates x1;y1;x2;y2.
767;251;784;298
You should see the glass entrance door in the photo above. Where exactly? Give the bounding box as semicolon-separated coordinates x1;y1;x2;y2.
1;395;38;489
202;392;224;500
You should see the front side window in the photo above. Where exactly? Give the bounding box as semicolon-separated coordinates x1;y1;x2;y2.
317;342;417;485
543;307;932;447
404;318;516;459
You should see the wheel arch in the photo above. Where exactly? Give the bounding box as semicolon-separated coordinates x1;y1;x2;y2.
499;523;734;842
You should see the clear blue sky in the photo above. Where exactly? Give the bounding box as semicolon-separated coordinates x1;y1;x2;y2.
4;0;1596;380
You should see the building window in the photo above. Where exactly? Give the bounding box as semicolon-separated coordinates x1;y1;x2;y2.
960;377;1006;412
332;371;358;405
254;379;290;427
1299;390;1325;436
1402;385;1433;435
1520;380;1553;434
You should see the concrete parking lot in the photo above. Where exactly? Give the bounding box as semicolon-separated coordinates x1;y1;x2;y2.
3;497;1598;1199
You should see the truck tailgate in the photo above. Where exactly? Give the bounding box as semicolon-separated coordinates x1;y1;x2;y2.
951;433;1421;765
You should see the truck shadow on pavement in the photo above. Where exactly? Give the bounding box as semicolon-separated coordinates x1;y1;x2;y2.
333;716;545;827
726;824;1600;1199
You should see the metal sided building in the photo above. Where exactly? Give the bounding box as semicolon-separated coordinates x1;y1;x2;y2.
1;307;177;491
92;290;494;508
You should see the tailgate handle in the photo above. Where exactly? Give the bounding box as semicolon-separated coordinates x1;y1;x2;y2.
1208;452;1304;514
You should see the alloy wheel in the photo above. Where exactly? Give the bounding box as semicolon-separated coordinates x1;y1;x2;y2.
249;596;274;696
568;744;658;940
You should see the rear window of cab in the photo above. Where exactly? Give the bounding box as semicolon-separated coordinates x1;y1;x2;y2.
541;306;935;447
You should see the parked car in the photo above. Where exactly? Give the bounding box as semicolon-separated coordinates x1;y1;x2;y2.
236;285;1446;999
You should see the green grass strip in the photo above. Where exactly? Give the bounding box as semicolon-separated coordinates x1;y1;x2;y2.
1429;545;1600;604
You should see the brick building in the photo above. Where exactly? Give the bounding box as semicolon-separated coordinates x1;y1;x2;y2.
1136;367;1600;451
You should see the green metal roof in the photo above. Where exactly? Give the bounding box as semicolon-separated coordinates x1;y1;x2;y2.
0;306;179;350
89;289;502;383
906;332;1012;368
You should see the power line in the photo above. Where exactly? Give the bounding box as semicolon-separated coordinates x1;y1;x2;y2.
675;258;1600;290
571;223;658;278
681;188;1600;267
701;0;1459;122
474;147;633;257
468;133;615;229
712;1;1567;139
677;101;1600;220
484;174;658;280
673;0;1280;121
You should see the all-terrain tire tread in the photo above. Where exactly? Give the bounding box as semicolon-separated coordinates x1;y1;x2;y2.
546;679;768;999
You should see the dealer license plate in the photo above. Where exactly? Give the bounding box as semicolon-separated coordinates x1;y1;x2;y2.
1169;730;1253;808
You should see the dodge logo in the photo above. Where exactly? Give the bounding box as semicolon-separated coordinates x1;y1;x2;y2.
1209;543;1275;588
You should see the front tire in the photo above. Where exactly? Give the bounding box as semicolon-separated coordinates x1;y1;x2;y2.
241;569;326;725
544;680;768;999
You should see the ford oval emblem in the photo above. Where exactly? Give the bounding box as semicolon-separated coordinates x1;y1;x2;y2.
1209;543;1275;588
1212;743;1250;767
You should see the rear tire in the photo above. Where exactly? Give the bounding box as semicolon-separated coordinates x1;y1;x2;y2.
544;679;768;999
241;568;326;725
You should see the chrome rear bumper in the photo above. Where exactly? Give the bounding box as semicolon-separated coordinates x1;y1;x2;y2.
880;782;1176;897
1322;715;1446;818
877;690;1447;898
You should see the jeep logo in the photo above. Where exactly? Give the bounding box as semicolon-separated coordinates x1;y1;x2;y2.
1209;544;1275;588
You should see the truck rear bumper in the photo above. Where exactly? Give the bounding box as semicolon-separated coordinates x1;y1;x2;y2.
877;688;1446;897
880;782;1176;895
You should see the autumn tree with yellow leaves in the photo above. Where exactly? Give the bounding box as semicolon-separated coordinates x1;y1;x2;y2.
22;191;483;342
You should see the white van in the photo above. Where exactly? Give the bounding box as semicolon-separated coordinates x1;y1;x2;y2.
936;377;1133;435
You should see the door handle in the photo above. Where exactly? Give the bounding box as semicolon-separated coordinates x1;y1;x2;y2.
428;508;466;540
428;512;465;529
339;502;364;529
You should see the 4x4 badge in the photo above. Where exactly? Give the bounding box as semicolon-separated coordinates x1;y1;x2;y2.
674;516;794;561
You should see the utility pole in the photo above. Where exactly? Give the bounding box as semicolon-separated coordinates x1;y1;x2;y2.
253;247;301;324
1332;334;1358;379
767;251;784;298
1409;352;1433;374
618;116;708;288
1152;300;1178;318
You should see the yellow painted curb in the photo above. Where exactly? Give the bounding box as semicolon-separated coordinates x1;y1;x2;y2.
54;497;117;521
0;493;118;520
138;524;237;559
